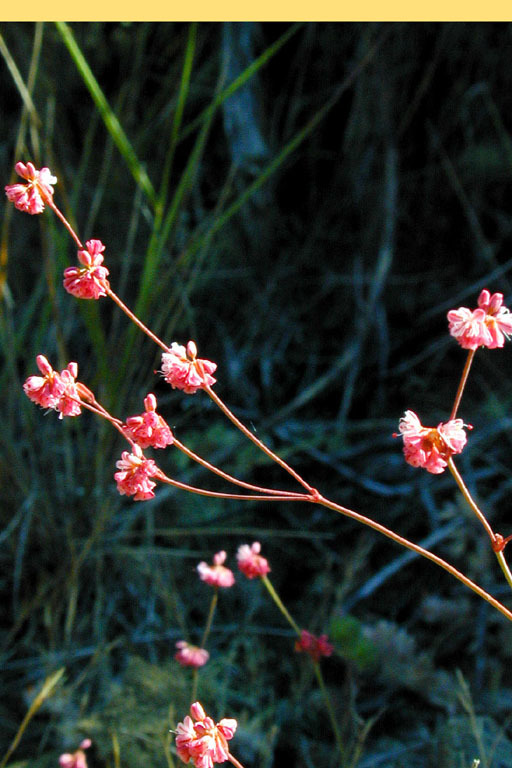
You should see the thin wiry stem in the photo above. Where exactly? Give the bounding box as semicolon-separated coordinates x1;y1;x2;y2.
156;472;310;503
261;574;301;635
446;460;512;593
174;438;306;497
205;384;316;494
227;753;247;768
447;458;496;543
191;588;219;703
450;348;476;420
312;660;346;765
106;286;170;352
495;550;512;594
46;199;83;248
314;492;512;622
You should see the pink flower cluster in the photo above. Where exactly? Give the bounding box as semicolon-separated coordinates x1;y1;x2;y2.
122;394;174;449
63;240;110;300
59;739;91;768
197;551;235;588
114;446;159;500
161;342;217;394
175;641;210;668
448;289;512;350
294;629;334;661
396;410;468;474
236;541;271;579
175;701;237;768
23;355;81;418
5;161;57;214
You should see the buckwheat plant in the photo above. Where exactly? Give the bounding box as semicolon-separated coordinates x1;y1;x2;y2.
7;161;512;767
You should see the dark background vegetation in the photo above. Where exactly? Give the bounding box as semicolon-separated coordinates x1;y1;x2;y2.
3;21;512;767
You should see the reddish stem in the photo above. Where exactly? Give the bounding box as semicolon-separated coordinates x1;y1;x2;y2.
106;287;170;353
46;199;83;249
174;438;307;497
312;491;512;623
450;348;476;420
447;458;496;543
228;754;247;768
448;459;512;593
156;471;310;503
76;397;121;424
204;384;317;495
75;396;138;449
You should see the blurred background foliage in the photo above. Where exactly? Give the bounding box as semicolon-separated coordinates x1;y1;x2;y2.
2;21;512;767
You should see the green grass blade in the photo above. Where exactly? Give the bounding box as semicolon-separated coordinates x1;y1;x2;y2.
54;22;157;207
1;23;43;297
157;22;197;210
0;667;65;768
180;22;302;143
0;31;41;125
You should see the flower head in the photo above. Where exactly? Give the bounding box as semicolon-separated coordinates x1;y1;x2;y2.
395;409;469;474
57;362;82;417
23;355;64;409
448;289;512;350
175;701;237;768
23;355;81;417
59;739;91;768
5;161;57;214
236;541;271;579
63;239;110;299
114;445;159;500
174;641;210;668
122;393;174;449
197;551;235;588
161;341;217;394
294;630;334;662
